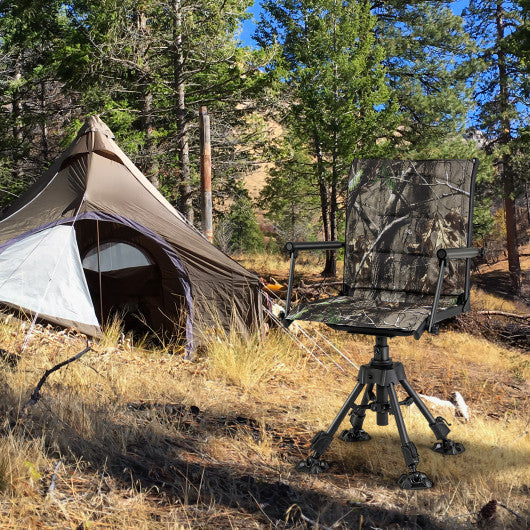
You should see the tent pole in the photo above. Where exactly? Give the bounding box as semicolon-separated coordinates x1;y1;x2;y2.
96;220;103;325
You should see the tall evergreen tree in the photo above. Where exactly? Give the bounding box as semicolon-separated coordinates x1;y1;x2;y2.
257;0;395;275
373;1;474;150
258;135;321;244
1;0;272;228
0;0;77;207
464;0;529;293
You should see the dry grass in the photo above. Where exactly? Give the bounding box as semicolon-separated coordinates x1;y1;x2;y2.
0;285;528;529
470;287;527;314
207;329;304;391
236;251;344;281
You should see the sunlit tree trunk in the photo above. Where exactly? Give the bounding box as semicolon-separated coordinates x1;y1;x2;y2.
173;0;193;223
496;0;522;293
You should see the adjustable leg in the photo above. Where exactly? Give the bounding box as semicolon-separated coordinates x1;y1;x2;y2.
388;383;433;490
400;379;465;456
375;384;389;426
297;381;365;474
339;384;373;443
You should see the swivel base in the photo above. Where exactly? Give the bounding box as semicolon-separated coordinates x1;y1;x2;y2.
294;336;465;489
296;456;330;474
398;471;433;490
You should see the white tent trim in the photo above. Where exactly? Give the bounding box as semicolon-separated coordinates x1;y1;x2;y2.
0;225;100;330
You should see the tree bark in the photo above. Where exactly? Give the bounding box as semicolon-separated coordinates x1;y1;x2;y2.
39;79;49;163
141;89;159;187
524;183;530;226
324;139;339;278
12;55;23;179
173;0;193;223
137;8;159;188
496;0;521;294
504;173;521;293
314;133;337;277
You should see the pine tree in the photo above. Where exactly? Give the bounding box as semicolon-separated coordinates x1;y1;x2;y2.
257;0;395;275
373;1;474;151
0;0;78;206
258;135;321;244
47;0;271;225
464;0;529;293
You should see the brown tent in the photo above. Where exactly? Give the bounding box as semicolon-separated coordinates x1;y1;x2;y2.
0;116;263;352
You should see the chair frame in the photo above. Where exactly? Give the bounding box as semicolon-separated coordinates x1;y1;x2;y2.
282;159;482;489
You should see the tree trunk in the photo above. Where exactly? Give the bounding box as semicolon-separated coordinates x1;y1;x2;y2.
12;55;23;179
39;79;49;163
496;0;521;294
137;8;159;188
324;141;340;278
141;89;159;188
314;133;336;276
524;183;530;226
173;0;193;223
504;170;521;293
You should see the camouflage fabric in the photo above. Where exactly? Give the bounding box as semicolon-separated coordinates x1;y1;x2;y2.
345;159;472;296
287;291;458;333
287;159;474;334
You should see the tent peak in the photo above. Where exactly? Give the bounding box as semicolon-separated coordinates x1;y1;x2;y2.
77;115;115;140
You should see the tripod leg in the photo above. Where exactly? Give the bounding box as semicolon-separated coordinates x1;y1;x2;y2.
376;384;389;426
400;378;465;455
387;383;433;490
339;384;373;443
297;381;365;474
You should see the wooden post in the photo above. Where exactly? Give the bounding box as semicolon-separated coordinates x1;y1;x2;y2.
199;106;213;242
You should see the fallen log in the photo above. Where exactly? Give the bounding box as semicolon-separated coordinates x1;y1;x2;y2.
477;311;530;322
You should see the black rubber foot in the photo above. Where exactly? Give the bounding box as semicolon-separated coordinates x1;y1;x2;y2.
432;439;465;455
339;429;371;443
296;456;330;474
398;471;433;490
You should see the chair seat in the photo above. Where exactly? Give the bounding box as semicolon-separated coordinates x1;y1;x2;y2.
286;292;456;334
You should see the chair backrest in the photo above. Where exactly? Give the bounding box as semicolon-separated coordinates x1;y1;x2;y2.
344;159;477;299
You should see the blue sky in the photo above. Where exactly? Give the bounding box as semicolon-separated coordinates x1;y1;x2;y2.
239;1;471;47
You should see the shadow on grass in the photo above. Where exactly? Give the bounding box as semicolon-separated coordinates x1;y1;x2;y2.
3;389;529;529
0;392;451;529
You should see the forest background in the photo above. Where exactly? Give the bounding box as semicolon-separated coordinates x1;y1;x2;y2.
0;0;529;293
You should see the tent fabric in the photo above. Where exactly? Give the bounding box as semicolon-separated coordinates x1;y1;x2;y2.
0;116;263;349
0;225;100;336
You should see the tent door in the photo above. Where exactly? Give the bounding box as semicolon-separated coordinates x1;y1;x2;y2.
75;218;187;342
82;239;162;336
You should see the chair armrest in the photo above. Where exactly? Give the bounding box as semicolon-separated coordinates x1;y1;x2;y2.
428;246;483;333
437;247;484;260
284;241;345;253
282;241;345;323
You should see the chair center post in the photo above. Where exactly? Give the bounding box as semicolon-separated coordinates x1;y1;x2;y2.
373;335;391;365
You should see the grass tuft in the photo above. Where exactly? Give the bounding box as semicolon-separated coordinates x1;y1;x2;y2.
207;329;303;391
97;314;124;351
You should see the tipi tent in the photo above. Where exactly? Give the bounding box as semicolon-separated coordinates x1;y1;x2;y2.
0;116;263;351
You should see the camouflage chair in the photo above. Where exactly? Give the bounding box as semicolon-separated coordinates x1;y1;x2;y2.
283;159;481;489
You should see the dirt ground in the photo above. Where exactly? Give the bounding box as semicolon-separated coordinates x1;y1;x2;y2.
473;243;530;306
